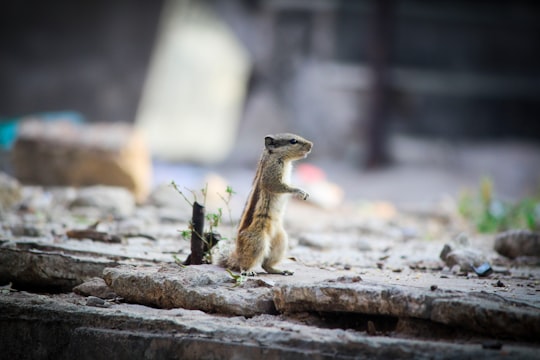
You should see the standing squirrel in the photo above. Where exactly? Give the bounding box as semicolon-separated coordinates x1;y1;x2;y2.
222;133;313;276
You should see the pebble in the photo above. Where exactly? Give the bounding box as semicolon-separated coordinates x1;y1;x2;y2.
86;296;111;308
0;172;22;210
70;186;135;217
495;230;540;259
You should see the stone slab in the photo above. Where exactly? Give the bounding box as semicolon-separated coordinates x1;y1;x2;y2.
103;264;276;317
1;292;537;360
273;278;540;342
12;120;151;202
0;243;119;291
101;261;540;342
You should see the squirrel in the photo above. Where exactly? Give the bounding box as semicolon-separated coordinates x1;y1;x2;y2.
219;133;313;276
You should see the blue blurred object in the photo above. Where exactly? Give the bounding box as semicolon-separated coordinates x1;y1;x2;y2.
0;120;18;150
0;111;85;150
471;262;493;277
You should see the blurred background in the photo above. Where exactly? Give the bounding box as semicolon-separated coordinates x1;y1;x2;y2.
1;0;540;209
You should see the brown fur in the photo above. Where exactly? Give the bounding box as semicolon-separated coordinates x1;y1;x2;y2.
226;133;312;276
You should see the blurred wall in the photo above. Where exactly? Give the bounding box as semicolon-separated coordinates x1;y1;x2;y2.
2;0;539;165
0;0;163;121
216;0;540;164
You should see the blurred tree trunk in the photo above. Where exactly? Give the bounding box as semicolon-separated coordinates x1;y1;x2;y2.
365;0;394;168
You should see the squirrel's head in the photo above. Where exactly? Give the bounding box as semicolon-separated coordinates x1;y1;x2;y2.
264;133;312;160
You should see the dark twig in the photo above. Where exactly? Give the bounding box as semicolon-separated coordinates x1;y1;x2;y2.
187;201;205;265
122;233;157;241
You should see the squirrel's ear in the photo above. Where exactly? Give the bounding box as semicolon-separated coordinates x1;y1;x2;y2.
264;135;275;148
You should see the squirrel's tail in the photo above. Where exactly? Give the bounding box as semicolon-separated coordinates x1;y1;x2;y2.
211;240;238;270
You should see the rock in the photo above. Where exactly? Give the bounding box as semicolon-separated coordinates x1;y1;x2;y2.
70;186;136;217
12;120;151;202
272;280;540;341
494;230;540;259
8;224;42;237
0;243;119;291
103;264;276;316
442;248;488;272
3;291;536;359
439;234;489;273
0;172;21;210
73;277;117;299
450;264;462;275
86;296;111;308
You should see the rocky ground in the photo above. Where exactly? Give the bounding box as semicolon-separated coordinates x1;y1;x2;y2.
1;170;539;359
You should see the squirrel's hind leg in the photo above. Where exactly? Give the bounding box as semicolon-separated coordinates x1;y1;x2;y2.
262;228;294;276
236;230;268;276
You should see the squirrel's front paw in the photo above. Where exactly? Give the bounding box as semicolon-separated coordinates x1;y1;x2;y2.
295;189;309;200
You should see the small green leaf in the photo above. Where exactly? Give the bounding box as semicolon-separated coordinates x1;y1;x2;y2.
225;268;246;286
178;229;192;240
172;255;187;267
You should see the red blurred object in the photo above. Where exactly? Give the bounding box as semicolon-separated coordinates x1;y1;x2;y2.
296;163;326;183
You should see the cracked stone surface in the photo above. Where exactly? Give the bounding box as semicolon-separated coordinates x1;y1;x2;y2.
0;243;120;291
103;264;276;316
1;291;538;360
273;276;540;341
101;261;540;342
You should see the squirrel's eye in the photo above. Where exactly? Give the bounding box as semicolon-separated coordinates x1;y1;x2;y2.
290;139;298;144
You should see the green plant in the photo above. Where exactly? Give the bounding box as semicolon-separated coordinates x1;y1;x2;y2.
170;181;236;263
218;185;236;230
226;268;246;287
172;254;187;267
458;177;540;233
0;282;17;294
